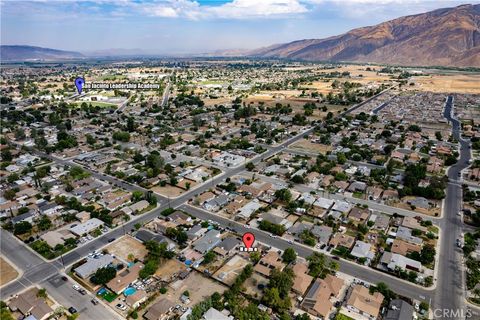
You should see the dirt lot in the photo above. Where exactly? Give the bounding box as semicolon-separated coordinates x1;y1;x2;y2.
290;139;332;154
155;259;187;282
394;197;442;217
104;235;148;262
151;185;185;197
166;271;227;306
212;255;250;286
242;272;268;299
0;257;18;286
411;74;480;94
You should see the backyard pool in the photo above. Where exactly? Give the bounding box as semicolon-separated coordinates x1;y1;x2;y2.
124;287;137;296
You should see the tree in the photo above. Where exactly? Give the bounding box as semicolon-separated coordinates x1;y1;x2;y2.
307;252;326;278
37;215;52;231
250;251;261;263
203;251;216;265
370;282;396;302
91;266;116;285
245;162;255;171
14;221;32;235
132;190;144;202
282;248;297;264
37;288;48;299
274;189;292;203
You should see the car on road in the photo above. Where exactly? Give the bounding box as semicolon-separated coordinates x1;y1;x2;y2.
108;237;116;243
91;298;99;305
288;240;293;244
79;289;87;295
456;238;463;248
68;307;78;314
61;276;68;281
72;285;80;291
116;303;127;311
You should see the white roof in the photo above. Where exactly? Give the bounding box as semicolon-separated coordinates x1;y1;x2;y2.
70;218;104;236
203;308;233;320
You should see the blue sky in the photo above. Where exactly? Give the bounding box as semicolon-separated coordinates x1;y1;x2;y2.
1;0;476;54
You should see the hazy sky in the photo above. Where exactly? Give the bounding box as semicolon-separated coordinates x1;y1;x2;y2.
1;0;476;54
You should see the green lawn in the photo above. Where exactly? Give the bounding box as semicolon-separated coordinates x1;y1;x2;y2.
98;290;118;303
335;314;354;320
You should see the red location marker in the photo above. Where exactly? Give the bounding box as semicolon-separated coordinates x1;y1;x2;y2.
242;232;255;249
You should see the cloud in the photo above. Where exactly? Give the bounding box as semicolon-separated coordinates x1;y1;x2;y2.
145;0;308;19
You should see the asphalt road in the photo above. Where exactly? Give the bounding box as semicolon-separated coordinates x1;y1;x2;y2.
431;95;472;319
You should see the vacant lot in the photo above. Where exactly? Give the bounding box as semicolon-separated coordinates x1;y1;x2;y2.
242;272;268;298
155;259;187;282
151;185;185;198
412;74;480;94
167;271;227;306
290;139;332;154
0;257;18;286
212;255;250;286
104;235;148;262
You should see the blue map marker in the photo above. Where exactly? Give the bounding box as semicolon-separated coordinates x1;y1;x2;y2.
74;77;85;94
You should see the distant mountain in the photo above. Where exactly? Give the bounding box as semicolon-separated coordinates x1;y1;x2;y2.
0;45;84;61
249;4;480;67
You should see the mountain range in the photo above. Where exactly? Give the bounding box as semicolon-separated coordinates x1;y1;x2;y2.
249;4;480;67
0;45;84;61
1;4;479;67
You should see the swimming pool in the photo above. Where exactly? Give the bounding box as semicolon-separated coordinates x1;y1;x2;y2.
124;287;137;296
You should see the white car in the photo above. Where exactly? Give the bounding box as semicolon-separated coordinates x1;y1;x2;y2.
116;304;127;311
244;224;250;229
72;285;80;291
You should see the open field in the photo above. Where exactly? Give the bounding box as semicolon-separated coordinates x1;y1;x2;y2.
104;235;148;262
411;74;480;94
290;139;333;154
0;257;18;286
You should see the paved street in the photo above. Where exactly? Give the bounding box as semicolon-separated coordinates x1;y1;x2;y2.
431;95;472;319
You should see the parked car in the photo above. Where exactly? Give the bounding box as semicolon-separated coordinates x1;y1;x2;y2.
72;285;80;291
61;276;68;281
108;238;116;243
79;289;87;295
116;304;127;311
68;307;78;314
91;299;99;305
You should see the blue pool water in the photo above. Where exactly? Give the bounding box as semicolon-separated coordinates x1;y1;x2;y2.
124;287;136;296
97;288;107;295
128;262;134;267
185;259;192;266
